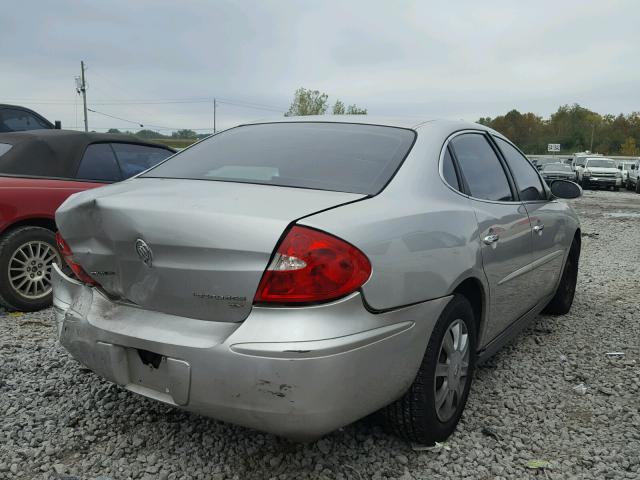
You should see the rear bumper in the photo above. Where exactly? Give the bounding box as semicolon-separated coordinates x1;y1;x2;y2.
52;264;449;439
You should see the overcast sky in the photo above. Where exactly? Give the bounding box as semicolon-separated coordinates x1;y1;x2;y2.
1;0;638;133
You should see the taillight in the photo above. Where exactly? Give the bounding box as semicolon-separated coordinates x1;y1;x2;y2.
254;226;371;304
55;232;98;286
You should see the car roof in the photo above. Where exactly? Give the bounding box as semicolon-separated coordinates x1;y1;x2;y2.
0;129;174;179
239;115;492;132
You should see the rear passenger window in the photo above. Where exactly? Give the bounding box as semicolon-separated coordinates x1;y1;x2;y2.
111;143;173;178
442;148;460;191
76;144;121;182
495;137;545;201
450;134;513;202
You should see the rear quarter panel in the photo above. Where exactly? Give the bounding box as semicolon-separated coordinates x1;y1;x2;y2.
300;122;488;312
0;177;105;234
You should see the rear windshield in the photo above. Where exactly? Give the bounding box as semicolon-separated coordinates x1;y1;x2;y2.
142;122;416;195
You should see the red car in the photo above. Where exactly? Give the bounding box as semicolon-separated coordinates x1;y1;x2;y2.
0;130;174;311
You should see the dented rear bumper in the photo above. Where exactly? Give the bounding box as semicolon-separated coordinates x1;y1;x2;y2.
52;264;448;439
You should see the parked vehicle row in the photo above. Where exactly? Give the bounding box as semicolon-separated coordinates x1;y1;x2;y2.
535;152;639;193
51;118;582;444
0;130;174;311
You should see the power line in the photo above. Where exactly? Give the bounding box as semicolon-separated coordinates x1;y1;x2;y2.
87;108;213;131
1;96;286;112
87;108;144;127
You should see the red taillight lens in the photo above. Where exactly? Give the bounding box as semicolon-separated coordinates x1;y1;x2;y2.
55;232;98;286
254;226;371;304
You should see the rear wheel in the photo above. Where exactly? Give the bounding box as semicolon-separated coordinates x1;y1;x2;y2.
580;178;589;189
543;237;580;315
0;226;61;312
636;180;640;194
382;294;476;444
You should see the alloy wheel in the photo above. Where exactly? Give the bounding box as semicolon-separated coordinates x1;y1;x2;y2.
434;319;470;422
8;241;61;299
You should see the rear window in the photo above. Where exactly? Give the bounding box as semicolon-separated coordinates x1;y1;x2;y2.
142;123;416;195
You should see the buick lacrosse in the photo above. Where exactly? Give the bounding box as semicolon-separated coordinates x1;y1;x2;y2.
53;118;581;443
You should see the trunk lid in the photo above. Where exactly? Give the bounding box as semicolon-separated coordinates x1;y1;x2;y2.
56;178;364;322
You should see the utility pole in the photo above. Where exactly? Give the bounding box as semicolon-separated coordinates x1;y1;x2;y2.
589;123;595;152
213;98;217;134
80;61;88;132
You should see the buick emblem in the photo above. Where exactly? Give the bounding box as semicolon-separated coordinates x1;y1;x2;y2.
135;239;153;267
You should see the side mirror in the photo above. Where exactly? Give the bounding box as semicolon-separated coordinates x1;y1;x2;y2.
54;120;62;129
618;165;622;170
550;180;582;199
631;165;636;170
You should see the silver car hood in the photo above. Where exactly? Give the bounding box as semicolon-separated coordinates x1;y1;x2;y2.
56;178;365;322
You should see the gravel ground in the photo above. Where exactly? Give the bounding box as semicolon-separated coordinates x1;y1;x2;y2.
1;189;639;480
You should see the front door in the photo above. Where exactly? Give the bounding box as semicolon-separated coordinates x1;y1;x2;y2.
449;133;535;345
492;136;567;299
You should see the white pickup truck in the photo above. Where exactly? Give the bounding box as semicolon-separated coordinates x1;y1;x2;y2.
575;157;622;190
627;159;640;193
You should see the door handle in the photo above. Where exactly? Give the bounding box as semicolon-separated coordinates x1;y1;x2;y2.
533;224;544;234
483;234;500;245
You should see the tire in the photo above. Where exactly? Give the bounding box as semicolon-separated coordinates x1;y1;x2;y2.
636;180;640;194
580;178;589;189
613;186;619;191
382;294;477;444
543;237;580;315
0;226;61;312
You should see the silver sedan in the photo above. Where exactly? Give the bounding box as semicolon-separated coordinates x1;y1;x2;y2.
53;117;582;444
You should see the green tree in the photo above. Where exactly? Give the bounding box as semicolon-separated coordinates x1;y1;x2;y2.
346;104;367;115
332;100;345;115
285;88;328;116
475;103;640;155
135;129;164;139
286;89;368;117
172;129;197;139
620;137;638;156
107;128;121;134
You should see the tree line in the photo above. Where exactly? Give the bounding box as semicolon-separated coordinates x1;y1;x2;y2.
478;104;640;156
109;92;639;157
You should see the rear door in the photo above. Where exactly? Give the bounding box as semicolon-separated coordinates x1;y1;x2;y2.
449;132;535;344
494;136;568;298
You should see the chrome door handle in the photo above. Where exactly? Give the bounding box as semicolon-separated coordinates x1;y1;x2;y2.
533;224;544;233
483;234;499;245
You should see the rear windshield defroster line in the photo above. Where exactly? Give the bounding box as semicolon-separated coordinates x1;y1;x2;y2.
142;122;416;195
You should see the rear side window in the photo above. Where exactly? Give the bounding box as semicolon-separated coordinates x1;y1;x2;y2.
442;148;460;191
495;137;545;201
142;123;416;195
450;134;513;202
0;108;51;132
76;144;122;182
111;143;173;178
0;143;11;157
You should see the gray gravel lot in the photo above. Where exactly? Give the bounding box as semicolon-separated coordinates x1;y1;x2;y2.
1;190;639;480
